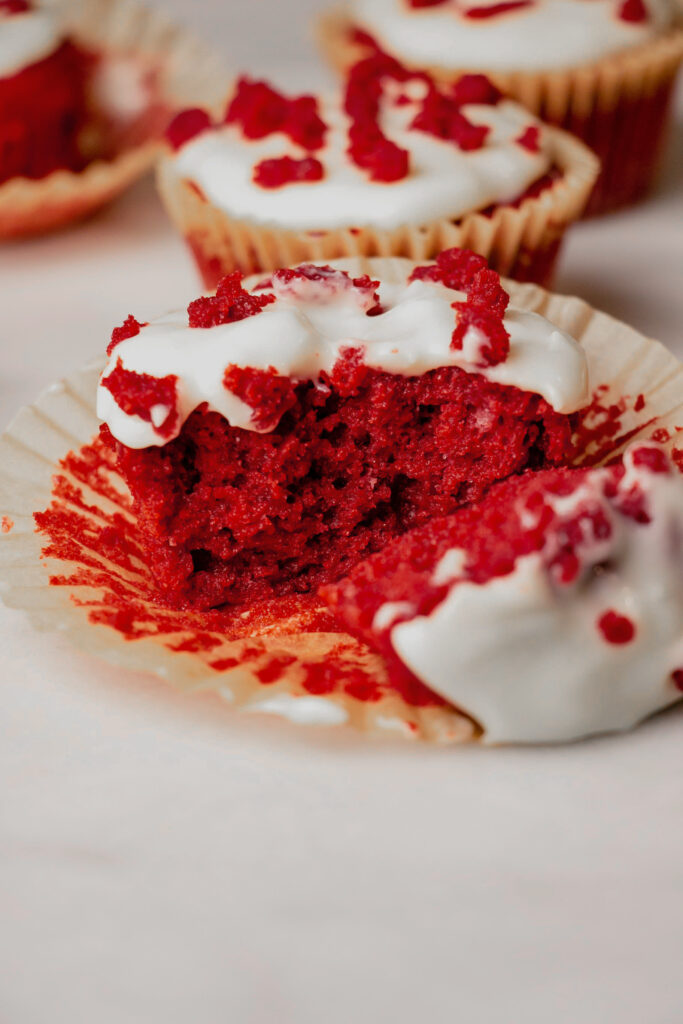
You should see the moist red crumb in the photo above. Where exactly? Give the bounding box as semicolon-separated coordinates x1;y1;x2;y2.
164;108;212;151
223;365;297;431
407;0;448;7
597;610;637;645
464;1;534;18
450;74;502;107
107;314;143;356
253;155;324;188
411;249;510;365
517;126;541;153
101;360;178;440
225;77;326;151
1;516;14;533
634;394;646;412
618;0;648;22
630;444;671;475
411;91;489;150
187;271;275;328
0;1;30;12
672;670;683;692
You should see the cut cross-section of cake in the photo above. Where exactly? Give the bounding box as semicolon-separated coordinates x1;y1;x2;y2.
96;249;589;611
322;442;683;743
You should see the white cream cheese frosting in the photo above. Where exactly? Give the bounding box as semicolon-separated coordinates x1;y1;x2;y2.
169;92;552;232
0;4;63;79
349;0;675;73
389;444;683;743
97;269;589;449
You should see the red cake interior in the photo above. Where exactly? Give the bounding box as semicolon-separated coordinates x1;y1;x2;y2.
0;36;93;184
103;361;574;612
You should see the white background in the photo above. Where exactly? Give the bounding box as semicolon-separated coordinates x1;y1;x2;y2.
1;2;682;1022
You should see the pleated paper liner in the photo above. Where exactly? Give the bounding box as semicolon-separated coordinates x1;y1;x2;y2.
316;8;683;215
0;0;230;239
1;258;682;743
156;127;598;291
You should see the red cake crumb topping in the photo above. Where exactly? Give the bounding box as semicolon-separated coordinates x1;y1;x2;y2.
253;155;324;188
187;271;275;328
223;365;297;431
107;314;143;356
672;670;683;692
225;77;326;151
464;1;534;18
597;610;636;645
1;515;14;533
165;108;213;151
411;248;510;366
101;360;178;440
618;0;648;22
630;444;671;474
344;55;499;181
517;125;541;153
408;0;448;7
271;264;382;314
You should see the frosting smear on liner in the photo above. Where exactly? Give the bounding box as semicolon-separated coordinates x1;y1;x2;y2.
348;0;675;72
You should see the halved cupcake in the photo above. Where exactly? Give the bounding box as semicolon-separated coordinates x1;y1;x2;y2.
157;57;598;290
318;0;683;214
0;0;228;238
95;249;588;610
323;442;683;742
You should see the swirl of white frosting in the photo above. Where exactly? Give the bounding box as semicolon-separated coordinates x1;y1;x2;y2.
96;270;589;449
0;5;63;79
350;0;675;72
389;444;683;743
169;90;552;232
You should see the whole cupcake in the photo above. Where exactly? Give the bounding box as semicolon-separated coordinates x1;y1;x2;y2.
318;0;683;214
0;0;228;238
157;56;598;289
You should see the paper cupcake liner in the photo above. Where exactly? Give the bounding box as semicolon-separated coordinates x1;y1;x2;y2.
1;258;682;743
0;0;230;239
317;9;683;216
156;126;598;290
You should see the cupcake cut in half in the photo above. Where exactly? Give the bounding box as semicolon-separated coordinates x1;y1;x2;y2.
318;0;683;214
157;56;598;289
96;249;588;611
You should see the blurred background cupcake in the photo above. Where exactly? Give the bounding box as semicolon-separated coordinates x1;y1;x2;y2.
157;57;598;288
318;0;683;215
0;0;228;238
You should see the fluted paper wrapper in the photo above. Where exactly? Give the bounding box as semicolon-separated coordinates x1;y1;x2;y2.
0;0;229;239
157;127;597;289
1;258;682;743
317;9;683;215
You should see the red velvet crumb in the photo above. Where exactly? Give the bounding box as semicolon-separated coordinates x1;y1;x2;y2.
0;0;30;12
165;108;212;151
107;315;143;356
451;74;502;107
618;0;648;23
517;125;541;153
597;610;636;645
102;360;179;439
223;365;297;431
464;1;534;18
630;444;671;474
253;155;324;188
672;670;683;692
187;271;275;328
225;77;326;151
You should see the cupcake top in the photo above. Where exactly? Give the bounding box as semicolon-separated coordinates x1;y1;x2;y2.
348;0;676;72
164;58;557;232
97;252;589;449
325;442;683;743
0;1;63;79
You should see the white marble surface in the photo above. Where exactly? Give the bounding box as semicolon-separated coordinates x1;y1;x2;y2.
1;3;682;1022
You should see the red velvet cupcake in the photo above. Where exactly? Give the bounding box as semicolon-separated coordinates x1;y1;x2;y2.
318;0;683;214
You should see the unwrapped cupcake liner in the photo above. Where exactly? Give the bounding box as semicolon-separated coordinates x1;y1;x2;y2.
1;258;682;743
0;0;230;239
156;126;598;289
317;8;683;216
